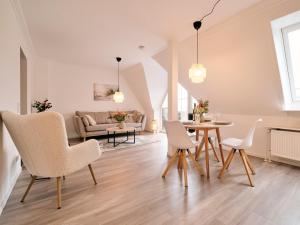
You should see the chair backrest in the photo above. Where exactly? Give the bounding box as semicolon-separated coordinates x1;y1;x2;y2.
241;118;263;149
165;120;195;149
1;111;69;176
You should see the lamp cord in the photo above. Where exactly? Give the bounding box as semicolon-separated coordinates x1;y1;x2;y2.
197;29;199;64
200;0;222;22
117;61;120;91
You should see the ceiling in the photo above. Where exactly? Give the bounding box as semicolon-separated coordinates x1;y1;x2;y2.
20;0;262;69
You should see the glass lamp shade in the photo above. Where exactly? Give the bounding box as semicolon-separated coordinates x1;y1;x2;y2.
189;64;207;83
151;119;158;132
113;91;124;103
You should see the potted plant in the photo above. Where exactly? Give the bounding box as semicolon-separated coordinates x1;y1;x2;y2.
194;99;209;124
32;99;52;113
113;112;127;129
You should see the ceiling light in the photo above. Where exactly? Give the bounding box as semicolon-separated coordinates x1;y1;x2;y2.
113;57;124;103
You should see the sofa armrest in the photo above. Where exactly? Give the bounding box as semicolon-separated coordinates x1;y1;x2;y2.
73;115;87;138
141;114;147;131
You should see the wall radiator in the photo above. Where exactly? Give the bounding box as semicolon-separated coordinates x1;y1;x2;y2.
271;129;300;161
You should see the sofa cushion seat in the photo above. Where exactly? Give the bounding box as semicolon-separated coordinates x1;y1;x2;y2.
86;123;116;132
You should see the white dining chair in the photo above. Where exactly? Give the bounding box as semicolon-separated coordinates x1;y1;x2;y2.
218;119;262;187
162;121;205;187
1;111;102;209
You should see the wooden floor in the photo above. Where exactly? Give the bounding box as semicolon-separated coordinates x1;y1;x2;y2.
1;134;300;225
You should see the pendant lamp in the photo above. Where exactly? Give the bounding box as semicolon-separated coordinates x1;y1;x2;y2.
113;57;124;103
189;21;207;83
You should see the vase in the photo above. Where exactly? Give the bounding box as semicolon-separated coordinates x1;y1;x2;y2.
118;121;126;129
195;113;205;124
200;113;205;123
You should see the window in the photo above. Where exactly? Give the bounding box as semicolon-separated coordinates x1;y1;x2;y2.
178;83;188;121
271;11;300;110
161;83;196;130
282;23;300;101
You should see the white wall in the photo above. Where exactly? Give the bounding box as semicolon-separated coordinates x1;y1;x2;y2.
154;0;300;158
35;60;145;138
0;0;35;214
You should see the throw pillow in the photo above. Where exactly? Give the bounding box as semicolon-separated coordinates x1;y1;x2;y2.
133;111;143;123
81;116;90;127
85;115;97;126
125;113;135;123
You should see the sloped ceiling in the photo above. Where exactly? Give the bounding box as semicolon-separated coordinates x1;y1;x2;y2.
153;0;300;116
19;0;263;69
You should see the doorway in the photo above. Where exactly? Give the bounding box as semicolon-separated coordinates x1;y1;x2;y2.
20;48;27;115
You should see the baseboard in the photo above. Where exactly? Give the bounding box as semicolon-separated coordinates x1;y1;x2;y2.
0;165;21;215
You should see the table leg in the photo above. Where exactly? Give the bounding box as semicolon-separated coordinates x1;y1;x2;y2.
195;129;200;159
134;130;136;143
126;131;129;141
113;132;116;147
204;129;210;179
216;128;225;165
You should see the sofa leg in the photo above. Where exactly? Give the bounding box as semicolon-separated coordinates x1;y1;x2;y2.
83;137;86;142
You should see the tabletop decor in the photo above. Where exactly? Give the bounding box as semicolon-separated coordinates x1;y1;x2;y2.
113;112;127;129
32;99;52;113
194;99;209;124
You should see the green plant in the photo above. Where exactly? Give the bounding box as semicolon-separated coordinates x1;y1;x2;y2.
32;99;52;113
194;99;209;114
113;112;127;122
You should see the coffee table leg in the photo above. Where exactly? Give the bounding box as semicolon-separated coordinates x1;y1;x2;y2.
113;132;116;147
134;130;136;143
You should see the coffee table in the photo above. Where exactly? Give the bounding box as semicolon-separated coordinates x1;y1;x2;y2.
106;127;136;147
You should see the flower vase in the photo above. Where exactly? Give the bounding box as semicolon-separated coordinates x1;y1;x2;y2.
118;121;126;129
200;113;205;123
195;113;205;124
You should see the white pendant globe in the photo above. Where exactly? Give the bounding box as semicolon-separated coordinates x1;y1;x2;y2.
113;91;124;103
189;64;207;83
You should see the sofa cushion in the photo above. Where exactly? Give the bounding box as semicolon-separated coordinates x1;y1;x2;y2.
85;115;97;126
125;122;142;128
81;116;90;127
133;111;143;123
86;123;116;132
76;111;96;119
125;113;135;123
95;112;110;124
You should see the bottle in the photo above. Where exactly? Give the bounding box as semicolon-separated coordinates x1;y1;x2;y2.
192;103;196;121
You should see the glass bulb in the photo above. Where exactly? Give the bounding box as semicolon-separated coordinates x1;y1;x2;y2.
113;91;124;103
189;64;207;83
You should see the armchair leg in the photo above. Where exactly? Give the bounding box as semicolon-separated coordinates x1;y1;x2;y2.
56;177;62;209
20;175;36;202
88;164;97;185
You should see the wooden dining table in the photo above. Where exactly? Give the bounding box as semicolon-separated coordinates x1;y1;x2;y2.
183;121;233;179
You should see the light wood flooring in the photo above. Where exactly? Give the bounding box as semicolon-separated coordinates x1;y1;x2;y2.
1;135;300;225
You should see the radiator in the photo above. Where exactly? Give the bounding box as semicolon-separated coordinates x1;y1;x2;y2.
271;129;300;161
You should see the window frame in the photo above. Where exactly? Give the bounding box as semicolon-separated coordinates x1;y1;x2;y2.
282;22;300;102
271;10;300;111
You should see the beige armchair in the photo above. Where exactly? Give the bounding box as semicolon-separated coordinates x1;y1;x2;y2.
1;111;102;209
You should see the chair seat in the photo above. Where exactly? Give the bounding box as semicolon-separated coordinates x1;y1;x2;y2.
222;138;243;149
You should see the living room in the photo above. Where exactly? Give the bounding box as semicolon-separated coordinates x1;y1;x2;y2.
1;0;300;224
